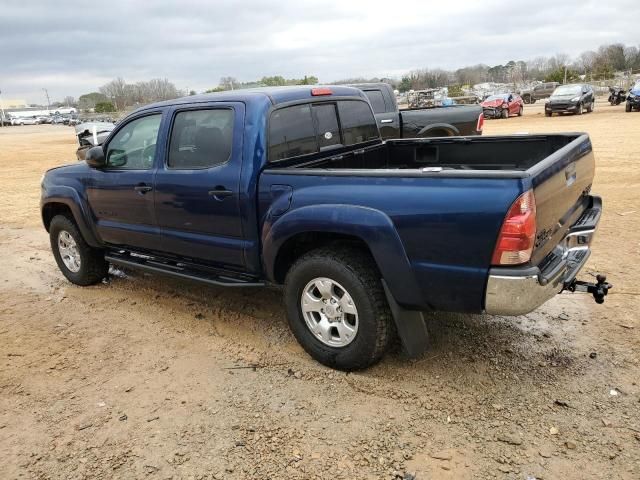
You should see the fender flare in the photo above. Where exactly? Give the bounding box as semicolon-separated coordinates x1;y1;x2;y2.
417;122;459;137
41;186;102;248
262;204;424;307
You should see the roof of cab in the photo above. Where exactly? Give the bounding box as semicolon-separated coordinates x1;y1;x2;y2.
133;85;367;114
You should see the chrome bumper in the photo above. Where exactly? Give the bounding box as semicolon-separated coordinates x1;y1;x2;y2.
485;197;601;316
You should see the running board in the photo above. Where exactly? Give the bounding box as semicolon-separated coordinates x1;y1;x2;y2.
105;252;265;288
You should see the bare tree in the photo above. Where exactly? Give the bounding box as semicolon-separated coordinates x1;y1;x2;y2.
99;77;128;110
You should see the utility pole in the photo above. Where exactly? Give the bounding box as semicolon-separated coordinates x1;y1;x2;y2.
42;88;50;112
563;66;568;84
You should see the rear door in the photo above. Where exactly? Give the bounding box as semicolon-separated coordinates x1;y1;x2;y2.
153;102;246;270
361;88;400;139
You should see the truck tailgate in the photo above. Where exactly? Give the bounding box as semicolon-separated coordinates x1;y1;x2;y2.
528;134;595;265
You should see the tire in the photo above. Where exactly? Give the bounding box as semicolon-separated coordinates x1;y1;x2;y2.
587;101;594;113
49;215;108;286
523;96;531;104
501;108;509;119
284;247;393;370
517;106;523;116
530;98;536;104
576;103;583;115
626;102;632;112
545;111;552;117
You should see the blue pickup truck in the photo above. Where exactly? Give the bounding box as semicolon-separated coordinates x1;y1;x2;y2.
41;85;610;370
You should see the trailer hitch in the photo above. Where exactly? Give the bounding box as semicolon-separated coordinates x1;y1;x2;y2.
565;274;612;304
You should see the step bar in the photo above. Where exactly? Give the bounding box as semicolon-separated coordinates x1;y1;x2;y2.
105;251;265;288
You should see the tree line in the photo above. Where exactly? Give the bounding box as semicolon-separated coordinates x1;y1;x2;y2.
334;43;640;91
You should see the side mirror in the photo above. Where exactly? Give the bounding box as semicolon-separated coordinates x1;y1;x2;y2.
85;146;106;168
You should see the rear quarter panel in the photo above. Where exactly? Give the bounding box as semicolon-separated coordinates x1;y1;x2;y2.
400;105;482;137
259;172;523;312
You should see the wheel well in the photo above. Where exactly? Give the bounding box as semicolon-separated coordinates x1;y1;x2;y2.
273;232;376;284
42;203;74;231
421;127;454;138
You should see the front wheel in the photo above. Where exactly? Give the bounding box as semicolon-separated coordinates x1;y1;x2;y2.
576;103;583;115
50;215;109;286
626;102;632;112
284;248;393;370
501;108;509;119
517;106;523;116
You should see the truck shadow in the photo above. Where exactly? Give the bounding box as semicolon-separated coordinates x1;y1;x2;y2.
108;268;579;382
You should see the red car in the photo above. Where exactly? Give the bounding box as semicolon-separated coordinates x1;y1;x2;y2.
481;93;524;119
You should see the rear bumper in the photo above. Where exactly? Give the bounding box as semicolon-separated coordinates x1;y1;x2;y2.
485;195;601;315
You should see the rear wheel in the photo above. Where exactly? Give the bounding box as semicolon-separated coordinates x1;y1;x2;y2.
626;102;632;112
587;101;594;113
49;215;108;286
284;247;393;370
523;95;531;104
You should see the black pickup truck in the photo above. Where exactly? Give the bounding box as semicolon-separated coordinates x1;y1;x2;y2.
349;82;484;139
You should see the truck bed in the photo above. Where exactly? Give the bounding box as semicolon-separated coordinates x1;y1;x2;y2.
271;134;579;173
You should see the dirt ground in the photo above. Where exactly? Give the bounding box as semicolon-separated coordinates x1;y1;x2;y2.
1;99;639;480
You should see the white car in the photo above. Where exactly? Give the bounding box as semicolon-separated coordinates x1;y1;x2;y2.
12;117;38;126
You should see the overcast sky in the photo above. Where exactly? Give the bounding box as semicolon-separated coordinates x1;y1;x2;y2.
1;0;637;104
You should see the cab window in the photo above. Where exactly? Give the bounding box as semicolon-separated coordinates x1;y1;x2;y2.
363;90;387;114
106;114;162;169
168;109;233;169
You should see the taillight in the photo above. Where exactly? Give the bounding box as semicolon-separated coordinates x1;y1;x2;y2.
476;112;484;133
492;190;537;265
311;87;332;96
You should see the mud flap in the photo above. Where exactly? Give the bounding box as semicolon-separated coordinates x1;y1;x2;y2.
382;280;429;358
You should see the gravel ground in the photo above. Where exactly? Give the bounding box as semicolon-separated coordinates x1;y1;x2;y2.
1;99;639;479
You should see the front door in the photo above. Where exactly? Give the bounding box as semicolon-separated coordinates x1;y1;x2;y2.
153;103;245;270
86;112;164;251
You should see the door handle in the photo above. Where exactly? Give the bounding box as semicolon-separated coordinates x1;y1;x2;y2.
379;119;393;124
134;184;153;194
208;187;233;200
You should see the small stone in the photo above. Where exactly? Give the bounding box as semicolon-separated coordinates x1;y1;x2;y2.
441;465;450;470
294;371;302;379
492;404;503;411
589;352;597;359
549;427;559;435
539;448;553;458
565;440;576;450
498;465;511;473
554;400;570;408
602;418;611;427
430;450;453;461
497;433;523;445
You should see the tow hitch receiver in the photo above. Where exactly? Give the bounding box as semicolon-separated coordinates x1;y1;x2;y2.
565;274;612;304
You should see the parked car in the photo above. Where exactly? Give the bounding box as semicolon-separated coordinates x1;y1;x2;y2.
545;84;595;116
12;116;38;125
625;81;640;112
51;115;65;124
37;116;52;124
74;122;116;160
518;82;559;104
481;93;524;119
349;83;483;139
41;86;610;370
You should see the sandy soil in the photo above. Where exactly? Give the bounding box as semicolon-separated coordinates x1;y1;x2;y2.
1;100;639;480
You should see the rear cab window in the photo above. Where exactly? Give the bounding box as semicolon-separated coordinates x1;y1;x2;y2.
363;90;387;114
269;99;379;162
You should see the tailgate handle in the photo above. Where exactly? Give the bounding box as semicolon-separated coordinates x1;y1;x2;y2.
565;165;577;186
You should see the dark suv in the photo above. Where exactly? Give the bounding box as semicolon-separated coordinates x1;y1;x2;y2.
545;84;595;116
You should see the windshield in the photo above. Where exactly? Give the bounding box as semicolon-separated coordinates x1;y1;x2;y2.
553;85;582;96
485;94;508;101
633;81;640;92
